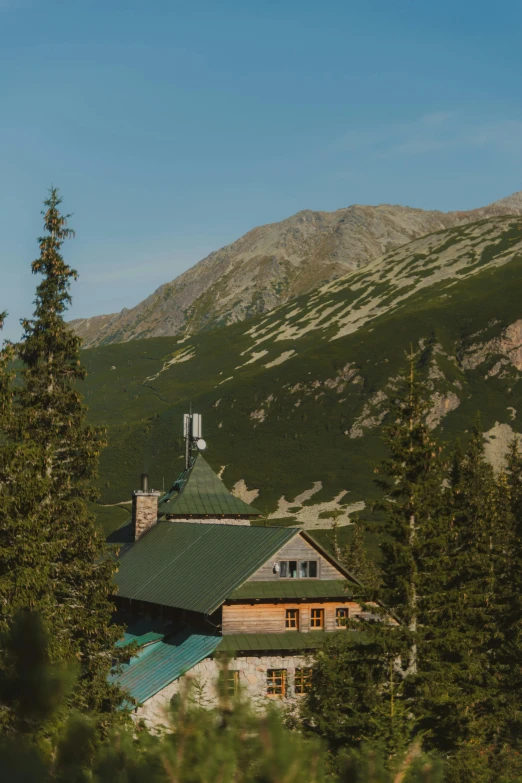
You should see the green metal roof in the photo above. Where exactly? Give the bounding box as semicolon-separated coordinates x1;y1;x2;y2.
158;456;260;517
115;617;174;649
227;580;356;601
115;631;221;704
115;522;300;614
217;630;363;653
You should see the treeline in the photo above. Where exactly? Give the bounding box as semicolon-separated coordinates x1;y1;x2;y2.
300;362;522;782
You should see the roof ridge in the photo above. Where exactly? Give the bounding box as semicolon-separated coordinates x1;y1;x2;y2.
158;457;195;505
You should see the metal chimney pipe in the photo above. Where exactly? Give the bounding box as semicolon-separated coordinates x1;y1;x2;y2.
141;473;149;492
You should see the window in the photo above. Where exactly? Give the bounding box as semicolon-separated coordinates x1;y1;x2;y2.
218;670;239;696
279;560;318;579
226;670;239;695
286;608;299;630
294;668;313;694
310;608;324;629
336;608;349;628
267;669;286;696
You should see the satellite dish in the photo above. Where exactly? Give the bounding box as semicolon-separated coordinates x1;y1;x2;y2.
196;438;207;451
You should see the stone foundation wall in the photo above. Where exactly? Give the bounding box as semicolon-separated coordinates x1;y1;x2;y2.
136;653;311;730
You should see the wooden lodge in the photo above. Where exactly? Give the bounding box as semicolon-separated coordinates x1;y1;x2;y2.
109;415;368;726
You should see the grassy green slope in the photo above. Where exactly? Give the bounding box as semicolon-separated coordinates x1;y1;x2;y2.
83;217;522;529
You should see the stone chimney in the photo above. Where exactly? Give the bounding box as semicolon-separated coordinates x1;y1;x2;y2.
132;473;161;541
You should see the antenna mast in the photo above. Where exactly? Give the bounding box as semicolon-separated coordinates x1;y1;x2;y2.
184;404;191;470
183;408;206;470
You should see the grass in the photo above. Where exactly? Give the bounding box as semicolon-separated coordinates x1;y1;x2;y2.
88;501;131;537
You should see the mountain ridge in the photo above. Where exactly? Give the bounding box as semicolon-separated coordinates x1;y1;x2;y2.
79;213;522;536
70;191;522;348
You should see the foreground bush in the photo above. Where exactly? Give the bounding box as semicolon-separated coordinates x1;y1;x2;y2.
0;612;446;782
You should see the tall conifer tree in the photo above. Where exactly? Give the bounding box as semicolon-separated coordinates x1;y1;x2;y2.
493;439;522;753
300;629;411;760
9;189;123;721
0;312;60;734
416;421;509;781
340;519;382;593
304;355;446;761
373;355;446;675
0;309;56;631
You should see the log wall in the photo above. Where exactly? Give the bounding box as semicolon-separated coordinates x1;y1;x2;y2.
221;600;362;635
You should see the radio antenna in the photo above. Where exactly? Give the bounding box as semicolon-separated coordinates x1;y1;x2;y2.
183;408;206;470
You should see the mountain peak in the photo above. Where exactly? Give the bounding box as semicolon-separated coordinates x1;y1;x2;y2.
489;190;522;208
70;192;522;349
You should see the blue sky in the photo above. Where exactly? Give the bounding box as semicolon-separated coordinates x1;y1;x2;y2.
1;0;521;340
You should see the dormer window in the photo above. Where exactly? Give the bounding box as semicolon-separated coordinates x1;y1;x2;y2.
279;560;318;578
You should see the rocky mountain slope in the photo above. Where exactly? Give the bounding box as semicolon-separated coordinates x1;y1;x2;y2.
80;214;522;536
71;192;522;348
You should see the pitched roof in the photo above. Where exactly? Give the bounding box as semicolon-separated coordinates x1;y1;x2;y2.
115;522;299;614
158;455;260;518
227;579;358;601
115;630;221;705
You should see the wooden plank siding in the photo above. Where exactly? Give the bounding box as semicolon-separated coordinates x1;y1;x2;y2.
222;601;362;635
247;533;344;582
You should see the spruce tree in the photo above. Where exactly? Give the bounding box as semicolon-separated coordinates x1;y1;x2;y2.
341;520;382;593
7;189;123;722
0;309;58;634
299;630;411;760
303;355;445;763
417;421;508;776
372;355;446;676
0;314;63;737
493;439;522;754
0;316;57;642
0;311;10;418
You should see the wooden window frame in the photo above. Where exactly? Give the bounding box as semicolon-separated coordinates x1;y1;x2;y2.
285;608;299;630
279;560;319;579
226;670;239;695
218;669;239;696
294;668;313;694
310;608;324;629
336;607;349;628
267;669;287;697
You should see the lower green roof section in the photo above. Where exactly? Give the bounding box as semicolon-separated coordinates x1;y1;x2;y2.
227;580;355;601
115;617;173;649
114;629;367;702
217;630;362;653
115;630;221;704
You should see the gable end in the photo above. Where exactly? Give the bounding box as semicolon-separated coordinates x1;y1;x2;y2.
245;531;360;584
